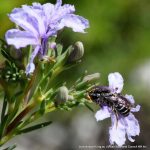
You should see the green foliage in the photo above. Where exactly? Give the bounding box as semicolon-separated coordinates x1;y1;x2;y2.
17;121;52;135
0;38;100;147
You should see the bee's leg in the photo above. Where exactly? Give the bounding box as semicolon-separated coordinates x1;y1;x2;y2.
99;101;103;108
114;110;119;129
96;98;103;106
111;106;119;129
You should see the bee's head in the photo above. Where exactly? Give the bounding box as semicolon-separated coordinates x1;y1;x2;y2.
87;86;111;101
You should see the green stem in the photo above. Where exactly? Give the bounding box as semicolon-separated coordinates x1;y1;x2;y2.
5;103;35;136
33;65;63;99
0;104;55;147
44;66;63;92
0;134;11;146
7;103;14;115
23;65;39;105
0;102;35;147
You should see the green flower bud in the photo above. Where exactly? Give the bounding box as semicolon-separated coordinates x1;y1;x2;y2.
79;102;85;106
83;73;100;83
55;86;69;105
49;42;56;50
67;41;84;63
75;73;100;90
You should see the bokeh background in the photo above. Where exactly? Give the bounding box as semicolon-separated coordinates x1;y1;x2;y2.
1;0;150;149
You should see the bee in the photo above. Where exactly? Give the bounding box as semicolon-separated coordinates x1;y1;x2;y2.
88;86;132;117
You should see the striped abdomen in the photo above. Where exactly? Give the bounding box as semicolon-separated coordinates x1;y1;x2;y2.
114;95;131;116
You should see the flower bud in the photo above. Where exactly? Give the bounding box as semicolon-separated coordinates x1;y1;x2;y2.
49;42;56;50
75;73;100;90
67;41;84;63
83;73;100;83
55;86;69;105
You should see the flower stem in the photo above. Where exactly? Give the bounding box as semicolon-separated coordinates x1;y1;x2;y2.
5;103;35;136
18;104;56;130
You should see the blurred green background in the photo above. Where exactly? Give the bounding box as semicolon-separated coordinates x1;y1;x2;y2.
1;0;150;149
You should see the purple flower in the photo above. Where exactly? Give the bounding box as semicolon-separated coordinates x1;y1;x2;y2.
95;72;140;146
5;0;89;74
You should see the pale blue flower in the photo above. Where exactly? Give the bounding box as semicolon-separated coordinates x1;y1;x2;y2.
5;0;89;74
95;72;140;146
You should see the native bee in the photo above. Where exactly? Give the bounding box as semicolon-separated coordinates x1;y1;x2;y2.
88;86;132;117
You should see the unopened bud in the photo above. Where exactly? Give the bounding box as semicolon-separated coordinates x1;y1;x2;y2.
55;86;69;105
83;73;100;83
49;42;56;49
67;41;84;62
75;73;100;90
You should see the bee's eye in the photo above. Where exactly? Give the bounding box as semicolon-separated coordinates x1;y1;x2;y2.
97;93;101;97
89;92;100;99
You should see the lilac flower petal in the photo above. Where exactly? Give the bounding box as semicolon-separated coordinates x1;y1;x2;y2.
61;4;75;13
32;3;51;25
26;45;40;74
22;5;46;36
95;106;111;121
131;105;141;112
46;30;57;37
30;45;40;62
49;4;75;29
124;113;140;142
55;4;75;19
25;62;35;75
57;14;89;33
32;3;45;19
55;0;62;9
125;94;135;104
9;8;39;37
108;72;124;93
5;29;38;49
32;2;43;9
109;115;126;146
43;3;55;24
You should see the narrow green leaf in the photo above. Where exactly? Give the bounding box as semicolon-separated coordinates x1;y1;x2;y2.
1;49;11;60
85;103;94;112
11;90;23;103
40;100;46;115
0;39;7;45
17;121;52;134
56;44;63;56
0;115;8;138
1;95;7;122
